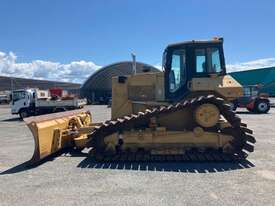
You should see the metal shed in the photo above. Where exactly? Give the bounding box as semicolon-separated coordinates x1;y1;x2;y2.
230;67;275;96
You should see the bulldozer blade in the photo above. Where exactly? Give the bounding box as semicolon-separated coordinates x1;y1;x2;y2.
24;109;92;165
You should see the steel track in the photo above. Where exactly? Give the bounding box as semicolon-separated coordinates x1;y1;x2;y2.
87;95;256;162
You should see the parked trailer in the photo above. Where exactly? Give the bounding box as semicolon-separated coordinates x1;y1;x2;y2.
11;89;87;118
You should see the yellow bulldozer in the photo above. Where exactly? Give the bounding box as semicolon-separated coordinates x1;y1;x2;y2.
24;37;255;165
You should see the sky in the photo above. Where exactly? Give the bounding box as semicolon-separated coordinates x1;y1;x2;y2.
0;0;275;83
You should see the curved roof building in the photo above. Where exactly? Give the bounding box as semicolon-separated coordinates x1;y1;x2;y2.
81;61;159;103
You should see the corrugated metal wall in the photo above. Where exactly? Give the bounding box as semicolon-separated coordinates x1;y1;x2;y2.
229;67;275;96
0;76;81;95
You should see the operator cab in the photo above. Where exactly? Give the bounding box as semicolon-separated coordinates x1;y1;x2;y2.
11;89;35;104
163;37;226;101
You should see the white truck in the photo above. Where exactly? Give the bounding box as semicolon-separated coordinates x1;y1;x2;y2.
11;88;87;118
0;94;10;104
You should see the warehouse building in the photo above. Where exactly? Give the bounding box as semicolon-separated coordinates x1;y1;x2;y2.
0;76;81;95
230;67;275;96
81;61;159;104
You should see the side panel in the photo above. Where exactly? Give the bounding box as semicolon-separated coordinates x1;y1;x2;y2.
111;77;133;119
155;72;166;101
111;72;165;119
190;75;243;100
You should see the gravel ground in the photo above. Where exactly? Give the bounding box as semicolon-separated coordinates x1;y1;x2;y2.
0;104;275;206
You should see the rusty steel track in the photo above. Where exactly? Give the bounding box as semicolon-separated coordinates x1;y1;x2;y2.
87;95;256;162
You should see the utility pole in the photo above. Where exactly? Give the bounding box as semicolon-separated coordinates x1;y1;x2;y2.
10;77;14;91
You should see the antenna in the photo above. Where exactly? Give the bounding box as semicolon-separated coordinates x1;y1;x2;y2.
131;52;136;75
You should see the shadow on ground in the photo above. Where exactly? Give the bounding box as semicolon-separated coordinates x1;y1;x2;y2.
236;111;270;115
0;150;87;175
1;117;21;122
0;150;70;175
77;156;255;173
0;149;255;175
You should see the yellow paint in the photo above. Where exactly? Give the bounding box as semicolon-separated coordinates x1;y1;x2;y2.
191;75;243;100
194;103;220;128
104;128;234;154
24;110;92;165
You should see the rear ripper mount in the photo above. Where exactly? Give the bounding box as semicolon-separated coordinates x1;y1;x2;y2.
87;95;255;162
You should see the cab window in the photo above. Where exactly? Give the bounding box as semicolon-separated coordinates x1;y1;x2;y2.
195;48;222;73
169;50;186;93
195;49;206;73
209;48;222;73
12;91;26;102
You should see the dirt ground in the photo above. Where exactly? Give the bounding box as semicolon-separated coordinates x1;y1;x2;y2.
0;104;275;206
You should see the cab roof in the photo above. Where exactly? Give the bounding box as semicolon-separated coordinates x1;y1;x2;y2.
165;37;224;50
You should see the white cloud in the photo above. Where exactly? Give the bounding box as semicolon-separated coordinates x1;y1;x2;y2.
227;58;275;72
153;64;162;70
1;50;275;83
0;51;101;83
